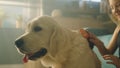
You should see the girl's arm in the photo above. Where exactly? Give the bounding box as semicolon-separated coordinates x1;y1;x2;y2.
107;26;120;54
80;26;120;55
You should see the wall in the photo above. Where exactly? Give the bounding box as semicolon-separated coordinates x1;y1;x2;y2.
53;16;115;34
0;28;24;64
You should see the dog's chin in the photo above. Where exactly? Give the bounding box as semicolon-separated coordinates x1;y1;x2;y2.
20;48;47;60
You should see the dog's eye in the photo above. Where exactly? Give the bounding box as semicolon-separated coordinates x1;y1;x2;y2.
34;26;42;32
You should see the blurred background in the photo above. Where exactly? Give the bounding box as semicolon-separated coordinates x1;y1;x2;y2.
0;0;118;68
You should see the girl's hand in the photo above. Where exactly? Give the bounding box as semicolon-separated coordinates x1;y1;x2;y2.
80;29;104;47
80;29;90;39
103;55;120;68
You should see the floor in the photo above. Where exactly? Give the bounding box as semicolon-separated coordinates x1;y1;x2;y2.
0;64;24;68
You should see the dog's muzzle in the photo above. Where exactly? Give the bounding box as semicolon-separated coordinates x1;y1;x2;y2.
15;39;47;60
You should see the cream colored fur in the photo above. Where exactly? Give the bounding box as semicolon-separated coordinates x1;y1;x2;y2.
16;16;101;68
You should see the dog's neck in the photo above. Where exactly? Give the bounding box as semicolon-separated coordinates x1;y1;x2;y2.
39;53;62;68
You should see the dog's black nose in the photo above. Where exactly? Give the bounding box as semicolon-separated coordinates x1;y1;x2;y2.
15;39;24;48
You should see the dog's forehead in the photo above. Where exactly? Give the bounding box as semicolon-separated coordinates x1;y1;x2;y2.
29;16;58;27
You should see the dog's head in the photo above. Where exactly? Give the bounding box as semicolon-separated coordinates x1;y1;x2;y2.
15;16;64;60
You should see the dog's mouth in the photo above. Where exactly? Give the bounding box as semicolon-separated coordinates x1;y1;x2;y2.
23;48;47;63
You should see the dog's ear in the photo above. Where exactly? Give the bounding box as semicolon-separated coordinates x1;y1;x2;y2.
49;26;57;56
49;25;67;56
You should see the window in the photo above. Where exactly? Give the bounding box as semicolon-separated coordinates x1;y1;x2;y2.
91;0;101;2
82;0;101;2
0;1;42;28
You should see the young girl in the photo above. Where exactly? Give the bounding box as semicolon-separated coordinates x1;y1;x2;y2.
80;0;120;68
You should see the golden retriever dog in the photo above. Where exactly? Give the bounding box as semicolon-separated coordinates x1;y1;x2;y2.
15;16;101;68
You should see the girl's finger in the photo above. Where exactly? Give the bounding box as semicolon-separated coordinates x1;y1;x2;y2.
106;61;114;65
80;29;90;39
